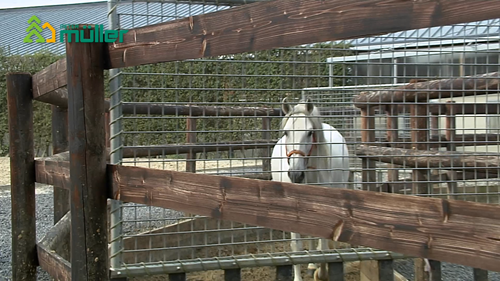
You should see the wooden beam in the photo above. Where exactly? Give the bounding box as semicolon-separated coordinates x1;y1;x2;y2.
110;164;500;272
7;72;37;281
66;25;108;281
107;0;500;69
35;153;70;189
52;105;70;224
37;212;71;281
32;58;67;104
354;72;500;108
121;103;281;116
356;145;500;174
124;139;277;156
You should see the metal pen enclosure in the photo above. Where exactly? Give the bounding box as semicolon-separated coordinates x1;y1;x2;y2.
103;0;500;280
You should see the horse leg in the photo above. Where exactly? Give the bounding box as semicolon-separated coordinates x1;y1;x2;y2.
303;235;316;277
314;238;329;281
291;232;303;281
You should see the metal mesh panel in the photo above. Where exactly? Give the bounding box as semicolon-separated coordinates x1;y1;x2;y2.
107;1;500;278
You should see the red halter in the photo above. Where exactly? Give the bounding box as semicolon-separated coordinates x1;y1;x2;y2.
285;133;317;169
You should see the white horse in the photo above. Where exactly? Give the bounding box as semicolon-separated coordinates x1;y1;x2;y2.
270;97;350;281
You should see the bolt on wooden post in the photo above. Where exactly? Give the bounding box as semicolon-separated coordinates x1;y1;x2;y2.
65;24;109;281
7;73;37;281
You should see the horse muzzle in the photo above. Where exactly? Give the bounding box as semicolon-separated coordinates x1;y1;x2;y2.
288;170;305;183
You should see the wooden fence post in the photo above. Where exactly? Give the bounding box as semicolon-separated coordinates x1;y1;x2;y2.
361;106;376;191
186;116;197;173
410;103;438;281
261;117;272;173
52;105;69;224
445;101;458;200
7;73;37;281
386;105;400;192
65;25;108;280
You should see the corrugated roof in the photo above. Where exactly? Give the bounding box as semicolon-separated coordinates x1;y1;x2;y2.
0;1;231;55
344;18;500;51
0;1;499;56
0;1;109;55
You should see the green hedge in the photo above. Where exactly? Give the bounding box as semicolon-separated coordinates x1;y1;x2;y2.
0;42;353;156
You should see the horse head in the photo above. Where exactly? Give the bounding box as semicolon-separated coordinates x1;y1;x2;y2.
280;97;322;184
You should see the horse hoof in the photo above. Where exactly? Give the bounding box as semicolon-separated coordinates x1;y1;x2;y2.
313;268;328;281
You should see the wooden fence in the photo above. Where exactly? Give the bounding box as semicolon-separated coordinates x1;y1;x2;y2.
8;0;500;281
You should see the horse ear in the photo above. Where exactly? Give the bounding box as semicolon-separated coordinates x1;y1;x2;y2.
305;97;314;113
282;97;292;115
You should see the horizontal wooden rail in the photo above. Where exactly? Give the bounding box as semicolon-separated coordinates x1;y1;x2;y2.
37;212;71;281
109;164;500;272
354;72;500;108
32;58;67;104
121;103;282;116
387;103;500;115
106;0;500;69
34;156;500;271
356;145;500;174
125;139;277;156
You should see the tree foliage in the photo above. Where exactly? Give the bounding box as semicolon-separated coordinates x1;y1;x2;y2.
0;42;353;156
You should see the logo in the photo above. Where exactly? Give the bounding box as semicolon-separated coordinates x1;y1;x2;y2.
60;24;129;43
23;15;55;43
23;16;129;43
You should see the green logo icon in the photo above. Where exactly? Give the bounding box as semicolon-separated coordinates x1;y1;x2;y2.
24;15;45;43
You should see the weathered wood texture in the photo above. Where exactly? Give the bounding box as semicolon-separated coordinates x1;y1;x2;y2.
110;164;500;272
52;105;70;223
65;26;108;281
35;154;71;189
354;72;500;107
107;0;500;69
125;139;277;156
185;117;197;173
7;73;37;281
356;145;500;174
121;103;281;116
32;58;67;103
37;212;71;281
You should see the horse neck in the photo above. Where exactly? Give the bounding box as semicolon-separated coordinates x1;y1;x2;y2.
309;128;329;169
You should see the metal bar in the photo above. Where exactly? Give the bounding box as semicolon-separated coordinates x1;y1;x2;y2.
7;73;37;281
108;0;124;271
110;250;407;277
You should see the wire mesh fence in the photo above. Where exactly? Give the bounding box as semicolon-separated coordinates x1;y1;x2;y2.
106;0;500;279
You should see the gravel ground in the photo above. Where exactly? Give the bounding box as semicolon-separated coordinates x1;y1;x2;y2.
0;156;499;280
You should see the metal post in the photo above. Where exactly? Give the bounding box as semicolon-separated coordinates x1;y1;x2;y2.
108;0;125;272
